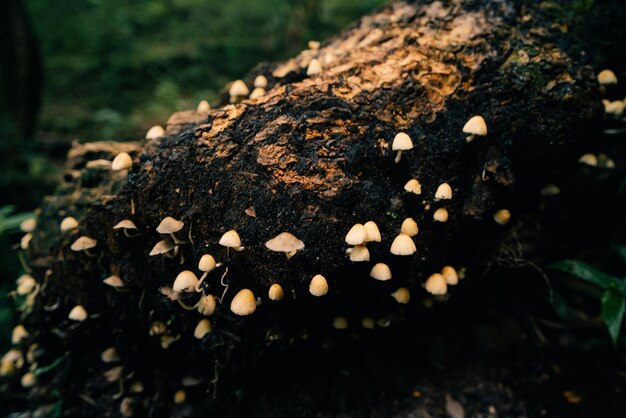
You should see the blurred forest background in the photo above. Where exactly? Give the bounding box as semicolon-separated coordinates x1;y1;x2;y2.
0;0;388;350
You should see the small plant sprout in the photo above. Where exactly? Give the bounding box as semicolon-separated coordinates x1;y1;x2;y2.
101;347;120;363
230;289;257;316
369;263;392;281
265;232;305;259
120;397;134;417
60;216;79;232
333;317;348;330
309;274;329;296
493;209;511;225
20;218;36;233
149;239;177;257
249;87;265;99
21;371;36;388
392;132;413;163
197;294;217;316
391;287;410;304
350;245;370;262
441;266;459;285
306;58;322;76
197;100;210;113
195;254;222;291
70;236;97;256
68;305;88;321
268;283;284;301
435;183;452;201
424;273;447;295
174;389;187;404
20;233;32;250
12;325;28;344
462;115;487;142
400;218;418;237
404;179;422;195
578;153;598;166
363;221;381;242
113;220;139;237
433;208;449;223
146;125;165;140
157;217;186;244
173;270;199;293
194;319;212;339
597;69;618;85
111;152;133;171
254;75;268;88
219;230;245;253
229;80;249;103
345;224;368;246
103;275;125;289
390;233;417;256
16;274;37;296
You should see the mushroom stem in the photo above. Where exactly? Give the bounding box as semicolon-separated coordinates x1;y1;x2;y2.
84;248;97;257
164;246;179;259
286;251;297;259
195;272;209;292
123;230;140;238
177;299;200;311
169;233;188;245
466;134;475;142
394;150;402;163
217;268;230;304
17;251;32;274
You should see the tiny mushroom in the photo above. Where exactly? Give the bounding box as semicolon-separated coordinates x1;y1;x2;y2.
197;295;217;316
20;233;32;250
156;217;185;244
462;115;487;142
391;287;411;304
229;80;249;102
103;275;125;289
332;317;348;330
392;132;413;163
363;221;381;242
21;372;36;388
493;209;511;225
249;87;265;99
390;233;417;256
193;319;212;339
597;69;618;85
12;325;28;344
230;289;257;316
268;283;284;301
309;274;329;296
369;263;392;281
349;245;370;262
16;274;37;296
70;236;97;256
174;389;187;404
265;232;305;259
111;152;133;171
400;218;418;237
20;218;36;233
435;183;452;200
404;179;422;195
424;273;447;295
146;125;165;139
345;224;368;246
441;266;459;285
68;305;88;321
254;75;268;88
306;58;322;76
195;254;222;291
101;347;120;363
113;219;139;237
219;230;245;252
173;270;199;293
120;397;134;417
578;153;598;166
361;317;375;329
149;239;177;257
433;208;449;223
60;216;79;232
197;100;210;113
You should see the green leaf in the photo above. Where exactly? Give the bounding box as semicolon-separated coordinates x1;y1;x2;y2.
34;356;66;376
0;205;34;236
550;260;622;290
602;288;626;347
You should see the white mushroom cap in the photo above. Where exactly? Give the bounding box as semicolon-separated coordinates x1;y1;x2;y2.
103;275;125;288
390;233;416;256
441;266;458;285
391;287;410;304
306;59;322;76
11;325;28;344
400;218;419;237
254;75;268;88
230;289;257;316
309;274;329;296
265;232;305;254
578;153;598;166
174;389;186;404
424;273;447;295
20;218;36;233
361;317;375;329
349;245;370;262
363;221;381;242
101;347;120;363
71;236;97;251
68;305;88;321
60;216;79;232
249;87;265;99
112;152;133;171
540;184;560;196
194;319;212;339
149;239;176;256
345;224;368;246
268;283;284;301
404;179;422;195
197;100;211;113
156;217;184;234
308;40;320;50
332;317;348;330
198;254;218;272
433;208;449;223
16;274;36;296
173;270;199;293
369;263;392;281
435;183;452;200
229;80;250;97
391;132;413;151
597;69;618;85
146;125;165;140
20;233;32;250
462;115;488;137
21;372;36;388
493;209;511;225
219;230;242;249
198;295;217;316
113;219;137;230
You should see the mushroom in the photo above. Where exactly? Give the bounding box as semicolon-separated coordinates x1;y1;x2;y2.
578;153;598;166
441;266;459;285
400;218;418;237
103;275;125;289
309;274;328;296
265;232;305;259
101;347;120;363
435;183;452;200
174;389;187;404
11;325;28;344
424;273;447;295
268;283;284;301
404;179;422;195
60;216;79;232
493;209;511;225
113;219;139;237
254;75;268;88
391;287;410;304
193;319;212;339
197;295;217;316
111;152;133;171
146;125;165;140
369;263;392;281
361;317;375;330
306;59;322;76
345;224;368;246
249;87;265;99
433;208;449;223
308;40;320;50
20;218;36;233
462;115;487;142
156;216;185;244
20;233;32;250
16;274;37;296
230;289;257;316
21;372;36;388
229;80;249;103
390;233;416;256
349;245;370;262
195;254;223;291
149;239;177;257
120;397;134;417
68;305;88;321
219;230;245;252
173;270;199;293
540;184;560;196
597;69;618;85
332;317;348;330
197;100;210;113
363;221;381;242
392;132;413;163
70;236;97;256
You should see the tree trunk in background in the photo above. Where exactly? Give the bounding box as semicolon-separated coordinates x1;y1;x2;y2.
5;0;626;416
